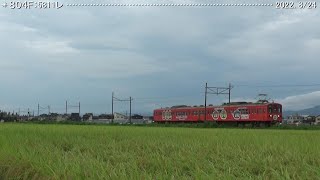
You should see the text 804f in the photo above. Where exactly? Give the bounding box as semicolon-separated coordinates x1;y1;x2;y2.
9;1;63;9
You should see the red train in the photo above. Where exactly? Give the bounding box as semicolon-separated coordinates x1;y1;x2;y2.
153;100;282;126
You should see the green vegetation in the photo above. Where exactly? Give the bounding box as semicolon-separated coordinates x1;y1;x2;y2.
0;123;319;179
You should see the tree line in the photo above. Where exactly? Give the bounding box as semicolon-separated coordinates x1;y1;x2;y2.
0;111;19;122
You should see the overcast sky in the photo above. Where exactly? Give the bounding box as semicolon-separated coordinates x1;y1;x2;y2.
0;2;319;115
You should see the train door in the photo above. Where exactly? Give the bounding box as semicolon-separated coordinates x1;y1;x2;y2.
193;110;199;121
259;107;267;121
199;109;205;121
187;109;192;121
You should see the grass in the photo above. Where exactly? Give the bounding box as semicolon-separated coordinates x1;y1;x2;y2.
0;123;319;179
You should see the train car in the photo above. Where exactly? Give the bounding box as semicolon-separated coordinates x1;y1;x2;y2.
153;100;282;126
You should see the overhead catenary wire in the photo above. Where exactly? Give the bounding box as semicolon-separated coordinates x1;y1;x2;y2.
112;92;133;123
4;82;320;116
235;83;320;88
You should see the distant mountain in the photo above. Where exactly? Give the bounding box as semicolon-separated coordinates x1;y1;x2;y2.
283;105;320;117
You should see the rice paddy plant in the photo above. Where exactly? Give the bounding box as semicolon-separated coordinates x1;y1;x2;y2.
0;123;319;179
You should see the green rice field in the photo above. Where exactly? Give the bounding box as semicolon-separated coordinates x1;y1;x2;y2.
0;123;319;179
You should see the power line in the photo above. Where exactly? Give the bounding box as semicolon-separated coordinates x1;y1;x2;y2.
112;92;133;124
235;83;320;88
37;103;51;116
65;101;81;119
204;83;233;121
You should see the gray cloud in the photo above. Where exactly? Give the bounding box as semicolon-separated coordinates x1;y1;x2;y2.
0;5;319;114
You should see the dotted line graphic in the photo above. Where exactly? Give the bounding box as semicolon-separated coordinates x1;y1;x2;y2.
66;3;274;7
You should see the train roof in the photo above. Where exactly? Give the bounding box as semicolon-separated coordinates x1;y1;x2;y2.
154;101;281;111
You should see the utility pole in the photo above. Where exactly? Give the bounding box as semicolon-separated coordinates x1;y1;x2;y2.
204;82;207;121
38;103;40;116
112;92;114;123
112;92;114;114
129;96;132;124
79;102;81;121
66;101;68;115
48;106;50;115
228;83;232;104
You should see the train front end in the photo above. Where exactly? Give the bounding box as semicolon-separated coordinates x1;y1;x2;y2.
267;103;282;124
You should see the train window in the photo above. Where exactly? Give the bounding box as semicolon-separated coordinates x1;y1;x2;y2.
239;109;248;114
273;105;277;113
194;111;198;115
268;107;272;113
278;107;282;113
